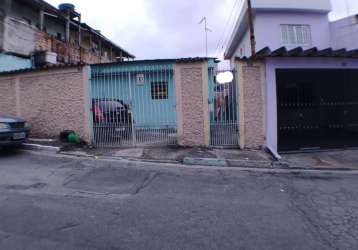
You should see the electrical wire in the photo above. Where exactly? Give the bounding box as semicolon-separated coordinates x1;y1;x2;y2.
214;0;242;58
215;0;245;59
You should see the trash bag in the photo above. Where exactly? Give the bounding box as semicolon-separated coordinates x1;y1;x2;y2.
67;132;81;144
59;130;74;142
59;130;81;144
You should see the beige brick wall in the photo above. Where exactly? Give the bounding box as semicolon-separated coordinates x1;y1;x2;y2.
175;61;210;147
0;66;91;142
237;60;266;149
0;78;16;116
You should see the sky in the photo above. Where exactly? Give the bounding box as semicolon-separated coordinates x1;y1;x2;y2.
46;0;358;59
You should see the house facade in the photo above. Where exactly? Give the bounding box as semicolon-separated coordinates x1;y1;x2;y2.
331;15;358;50
0;0;134;72
225;0;358;157
225;0;332;61
0;58;216;148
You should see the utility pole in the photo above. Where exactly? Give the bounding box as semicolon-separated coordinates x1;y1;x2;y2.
247;0;256;57
199;17;212;57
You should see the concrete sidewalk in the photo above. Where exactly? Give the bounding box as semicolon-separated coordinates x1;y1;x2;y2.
62;146;274;169
281;150;358;170
24;138;274;168
25;139;358;171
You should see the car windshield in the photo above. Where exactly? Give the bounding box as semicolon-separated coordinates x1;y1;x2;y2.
96;101;125;112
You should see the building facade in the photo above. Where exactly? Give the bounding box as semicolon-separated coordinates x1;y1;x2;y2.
0;0;134;71
331;15;358;51
225;0;336;61
225;0;358;156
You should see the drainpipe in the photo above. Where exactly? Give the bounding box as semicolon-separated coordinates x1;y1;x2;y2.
39;8;44;31
65;10;71;62
78;14;82;62
247;0;256;57
65;10;70;43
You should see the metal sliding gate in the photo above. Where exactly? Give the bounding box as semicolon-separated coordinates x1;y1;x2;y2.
208;68;240;146
89;62;177;147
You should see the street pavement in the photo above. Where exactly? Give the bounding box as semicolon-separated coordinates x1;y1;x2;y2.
0;149;358;250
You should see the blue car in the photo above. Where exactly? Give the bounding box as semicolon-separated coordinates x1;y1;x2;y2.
0;114;31;147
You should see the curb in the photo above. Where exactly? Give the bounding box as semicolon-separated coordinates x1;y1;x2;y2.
183;157;273;168
183;157;228;167
23;147;358;172
60;152;273;169
24;149;358;173
22;143;60;154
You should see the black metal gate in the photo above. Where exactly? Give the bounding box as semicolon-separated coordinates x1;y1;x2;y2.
277;69;358;151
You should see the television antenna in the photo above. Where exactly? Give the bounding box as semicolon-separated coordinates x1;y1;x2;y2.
199;17;212;57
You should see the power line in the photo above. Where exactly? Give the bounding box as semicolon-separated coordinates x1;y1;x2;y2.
220;0;245;58
215;0;245;59
214;0;241;57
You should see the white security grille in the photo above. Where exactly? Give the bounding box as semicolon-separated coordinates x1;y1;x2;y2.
281;24;312;46
89;63;177;147
208;68;240;147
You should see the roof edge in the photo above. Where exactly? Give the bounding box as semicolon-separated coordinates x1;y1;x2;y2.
0;62;87;76
234;46;358;60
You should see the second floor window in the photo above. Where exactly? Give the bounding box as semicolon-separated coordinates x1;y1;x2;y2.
281;24;312;46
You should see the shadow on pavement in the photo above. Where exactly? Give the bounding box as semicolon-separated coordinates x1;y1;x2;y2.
0;147;26;158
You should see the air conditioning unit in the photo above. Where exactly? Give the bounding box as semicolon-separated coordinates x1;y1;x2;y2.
33;51;57;67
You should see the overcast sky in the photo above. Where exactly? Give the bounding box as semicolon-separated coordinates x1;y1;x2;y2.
47;0;358;59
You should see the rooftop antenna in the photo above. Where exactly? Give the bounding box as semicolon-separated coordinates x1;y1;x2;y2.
199;17;212;57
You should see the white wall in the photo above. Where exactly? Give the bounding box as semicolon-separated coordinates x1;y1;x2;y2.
265;58;358;155
234;29;250;59
234;12;332;59
331;16;358;50
3;16;36;56
252;0;332;13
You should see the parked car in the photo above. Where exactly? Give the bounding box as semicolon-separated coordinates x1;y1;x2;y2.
0;114;31;147
92;99;133;142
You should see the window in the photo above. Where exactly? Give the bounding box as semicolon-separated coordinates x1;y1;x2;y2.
281;24;312;46
151;82;168;100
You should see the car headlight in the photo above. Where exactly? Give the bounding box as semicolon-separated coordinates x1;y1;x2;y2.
0;123;9;130
25;122;31;128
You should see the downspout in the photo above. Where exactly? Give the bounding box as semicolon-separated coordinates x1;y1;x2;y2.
247;0;256;57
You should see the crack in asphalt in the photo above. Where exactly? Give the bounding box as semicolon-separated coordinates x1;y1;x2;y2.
56;223;81;232
1;183;48;191
133;172;159;195
283;174;358;250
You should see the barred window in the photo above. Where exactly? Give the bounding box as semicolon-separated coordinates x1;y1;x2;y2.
151;81;168;100
281;24;312;46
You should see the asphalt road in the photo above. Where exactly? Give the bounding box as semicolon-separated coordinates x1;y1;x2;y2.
0;149;358;250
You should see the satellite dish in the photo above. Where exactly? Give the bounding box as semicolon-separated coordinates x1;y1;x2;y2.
216;71;234;84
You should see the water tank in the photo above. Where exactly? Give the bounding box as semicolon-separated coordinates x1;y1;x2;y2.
59;3;75;12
